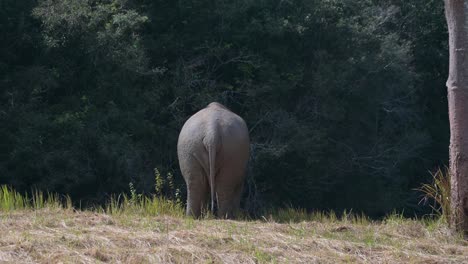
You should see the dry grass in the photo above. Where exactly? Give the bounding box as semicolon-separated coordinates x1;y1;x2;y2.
416;167;451;223
0;208;466;263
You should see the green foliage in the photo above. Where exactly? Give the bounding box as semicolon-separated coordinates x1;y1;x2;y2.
154;168;164;196
103;192;184;217
153;168;181;204
0;185;68;211
103;181;184;217
128;182;141;205
0;0;449;217
104;171;183;216
0;185;26;210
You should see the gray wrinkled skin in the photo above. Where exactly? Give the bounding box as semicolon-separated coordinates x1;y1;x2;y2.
177;102;250;218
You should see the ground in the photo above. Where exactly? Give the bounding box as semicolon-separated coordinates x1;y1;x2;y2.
0;208;467;263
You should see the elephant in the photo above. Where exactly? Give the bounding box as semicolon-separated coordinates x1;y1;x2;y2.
177;102;250;218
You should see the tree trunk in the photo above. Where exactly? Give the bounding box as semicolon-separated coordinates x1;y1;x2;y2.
445;0;468;234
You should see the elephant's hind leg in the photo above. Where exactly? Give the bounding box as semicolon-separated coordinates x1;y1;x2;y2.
185;169;209;218
216;181;243;219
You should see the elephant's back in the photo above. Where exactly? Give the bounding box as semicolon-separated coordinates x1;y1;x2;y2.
177;102;249;157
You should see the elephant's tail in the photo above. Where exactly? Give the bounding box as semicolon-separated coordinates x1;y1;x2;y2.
204;121;221;216
208;142;217;214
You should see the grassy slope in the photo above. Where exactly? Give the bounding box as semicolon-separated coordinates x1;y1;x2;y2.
0;208;467;264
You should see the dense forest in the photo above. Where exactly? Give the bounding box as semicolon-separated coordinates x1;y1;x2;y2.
0;0;449;217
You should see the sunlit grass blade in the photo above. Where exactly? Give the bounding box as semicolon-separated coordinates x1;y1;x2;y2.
416;167;451;223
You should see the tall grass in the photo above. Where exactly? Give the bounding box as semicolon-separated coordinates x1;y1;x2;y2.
0;185;26;210
1;168;184;217
264;207;369;225
0;184;184;217
416;167;451;223
2;167;452;226
0;185;68;211
103;193;184;217
103;170;184;217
